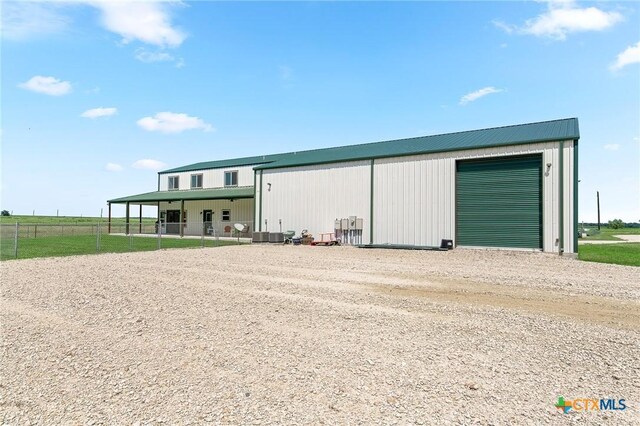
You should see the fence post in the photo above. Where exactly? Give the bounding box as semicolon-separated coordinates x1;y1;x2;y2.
96;222;101;253
14;223;19;259
201;223;205;248
157;220;161;250
129;227;133;251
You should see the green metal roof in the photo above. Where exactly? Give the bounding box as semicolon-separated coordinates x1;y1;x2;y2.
254;118;579;170
160;154;290;174
108;186;254;204
160;118;578;174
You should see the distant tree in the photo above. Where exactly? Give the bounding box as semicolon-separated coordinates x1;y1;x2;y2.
608;219;625;229
0;210;9;217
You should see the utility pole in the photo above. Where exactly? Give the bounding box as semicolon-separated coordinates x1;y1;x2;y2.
597;191;601;230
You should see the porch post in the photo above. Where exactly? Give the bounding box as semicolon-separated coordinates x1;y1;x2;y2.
108;203;112;234
125;202;130;235
139;205;142;234
180;199;184;237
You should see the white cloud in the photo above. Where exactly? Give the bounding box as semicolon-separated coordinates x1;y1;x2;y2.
134;48;185;67
90;0;186;48
459;87;503;105
494;1;623;41
0;2;70;40
603;144;620;151
132;159;167;170
81;107;118;119
135;48;174;63
610;41;640;71
3;2;187;49
137;112;214;134
105;163;123;172
18;76;72;96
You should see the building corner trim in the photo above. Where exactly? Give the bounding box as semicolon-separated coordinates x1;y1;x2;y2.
370;159;374;244
559;140;564;255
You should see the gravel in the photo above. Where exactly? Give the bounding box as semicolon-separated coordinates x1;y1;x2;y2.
1;245;639;424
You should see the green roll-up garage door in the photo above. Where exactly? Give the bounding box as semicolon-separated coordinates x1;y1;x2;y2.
456;154;542;249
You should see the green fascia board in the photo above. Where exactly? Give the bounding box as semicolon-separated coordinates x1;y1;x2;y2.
156;118;579;174
159;153;291;174
108;186;254;204
254;118;579;170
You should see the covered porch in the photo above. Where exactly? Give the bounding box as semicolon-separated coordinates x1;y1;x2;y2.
107;186;254;237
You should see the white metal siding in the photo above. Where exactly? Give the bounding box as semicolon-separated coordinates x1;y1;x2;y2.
373;141;575;253
259;161;371;241
157;140;575;253
158;165;256;191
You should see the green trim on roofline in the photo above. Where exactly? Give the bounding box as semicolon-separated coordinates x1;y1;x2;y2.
108;186;254;204
159;154;290;174
255;118;579;171
157;118;579;174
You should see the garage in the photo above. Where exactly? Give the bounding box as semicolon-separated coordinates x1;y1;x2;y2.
456;154;543;249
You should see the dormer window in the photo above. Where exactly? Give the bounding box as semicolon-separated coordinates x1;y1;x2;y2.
224;170;238;187
191;174;203;189
168;176;179;190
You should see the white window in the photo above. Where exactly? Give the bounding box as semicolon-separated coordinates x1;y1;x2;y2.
222;209;231;221
168;176;179;190
224;171;238;187
191;174;203;189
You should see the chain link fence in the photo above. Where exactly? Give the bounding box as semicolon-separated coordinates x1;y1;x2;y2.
0;221;253;261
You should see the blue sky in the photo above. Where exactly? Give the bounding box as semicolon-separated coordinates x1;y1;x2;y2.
1;0;639;221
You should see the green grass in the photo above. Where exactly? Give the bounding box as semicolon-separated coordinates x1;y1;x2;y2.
0;215;156;225
0;235;241;261
578;243;640;267
580;226;640;241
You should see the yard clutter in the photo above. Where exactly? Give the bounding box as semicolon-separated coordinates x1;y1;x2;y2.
311;232;340;246
291;229;314;245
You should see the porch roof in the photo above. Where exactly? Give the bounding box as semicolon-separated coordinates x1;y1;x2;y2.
108;186;254;204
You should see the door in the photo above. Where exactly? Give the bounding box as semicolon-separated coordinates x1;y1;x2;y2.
203;210;213;235
166;210;181;234
456;154;542;249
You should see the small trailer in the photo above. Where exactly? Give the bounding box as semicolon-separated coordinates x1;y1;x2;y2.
311;232;340;246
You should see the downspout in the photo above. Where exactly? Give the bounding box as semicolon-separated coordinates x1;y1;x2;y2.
252;170;257;232
370;159;374;244
258;170;263;232
559;140;564;255
573;139;579;254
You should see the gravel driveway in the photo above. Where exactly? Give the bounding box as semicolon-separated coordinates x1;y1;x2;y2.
2;245;639;424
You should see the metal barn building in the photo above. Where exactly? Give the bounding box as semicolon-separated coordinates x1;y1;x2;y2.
108;118;579;254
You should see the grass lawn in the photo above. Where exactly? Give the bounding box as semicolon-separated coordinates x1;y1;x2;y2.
0;235;241;261
580;227;640;241
578;243;640;267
